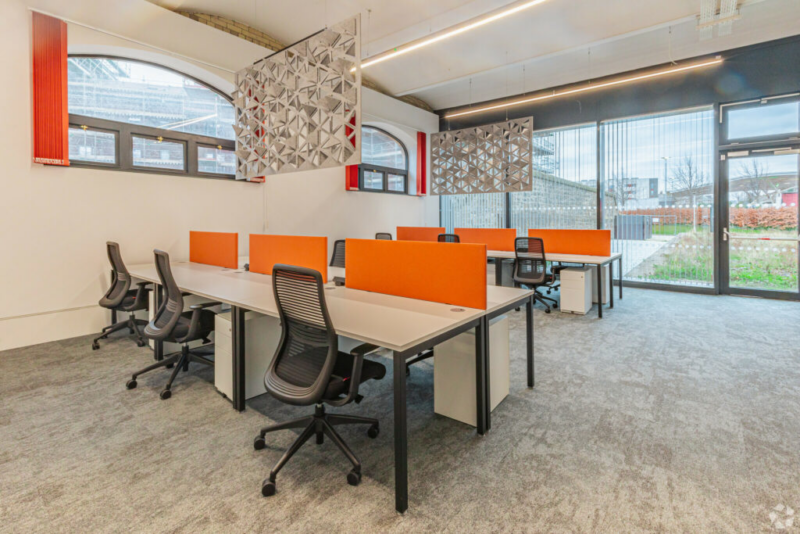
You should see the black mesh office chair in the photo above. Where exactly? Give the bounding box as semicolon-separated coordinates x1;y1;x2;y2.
513;237;559;313
253;265;386;496
375;232;392;240
330;239;346;268
438;233;460;243
93;242;151;350
125;250;219;400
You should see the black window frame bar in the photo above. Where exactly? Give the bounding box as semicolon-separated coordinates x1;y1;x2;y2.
358;163;409;194
69;113;237;180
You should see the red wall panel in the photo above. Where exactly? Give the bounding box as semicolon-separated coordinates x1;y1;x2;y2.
32;12;69;166
416;131;427;196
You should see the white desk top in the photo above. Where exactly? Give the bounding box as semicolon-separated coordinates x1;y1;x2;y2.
128;261;531;353
487;250;622;265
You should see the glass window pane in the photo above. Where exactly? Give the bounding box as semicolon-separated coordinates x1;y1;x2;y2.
68;57;235;140
69;128;116;164
198;146;235;175
132;137;185;171
440;193;506;232
726;154;799;291
510;124;598;232
726;101;800;140
362;127;406;169
363;170;384;190
601;107;715;288
387;173;405;192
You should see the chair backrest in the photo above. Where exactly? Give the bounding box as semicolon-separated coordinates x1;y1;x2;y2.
99;242;132;308
438;233;460;243
513;237;547;286
266;265;339;405
375;232;393;240
144;250;183;341
330;239;346;268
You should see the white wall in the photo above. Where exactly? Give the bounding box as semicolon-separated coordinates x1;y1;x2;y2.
0;0;439;351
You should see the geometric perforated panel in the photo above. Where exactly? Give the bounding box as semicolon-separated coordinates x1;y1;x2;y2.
232;16;361;179
430;117;533;195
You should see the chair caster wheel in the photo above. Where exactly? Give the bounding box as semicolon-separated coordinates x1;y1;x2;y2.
126;379;137;389
165;363;174;369
367;424;379;439
92;342;100;350
545;309;551;314
160;389;171;400
553;303;558;309
253;436;266;450
137;341;146;347
262;479;276;497
347;469;361;486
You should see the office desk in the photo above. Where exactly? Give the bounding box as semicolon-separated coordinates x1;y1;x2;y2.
488;250;623;318
127;260;534;513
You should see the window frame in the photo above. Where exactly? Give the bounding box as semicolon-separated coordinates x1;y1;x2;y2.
67;55;244;182
68;124;120;168
357;126;409;194
720;92;800;147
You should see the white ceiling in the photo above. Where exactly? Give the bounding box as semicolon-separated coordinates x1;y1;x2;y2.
149;0;800;110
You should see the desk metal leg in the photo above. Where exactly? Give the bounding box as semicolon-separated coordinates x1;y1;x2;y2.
609;262;614;309
393;354;408;513
526;295;534;388
494;259;504;287
483;316;492;432
618;255;623;299
596;265;603;319
231;305;246;412
475;318;488;435
153;284;163;361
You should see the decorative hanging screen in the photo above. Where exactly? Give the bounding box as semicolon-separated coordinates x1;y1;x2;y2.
233;16;361;179
430;117;533;195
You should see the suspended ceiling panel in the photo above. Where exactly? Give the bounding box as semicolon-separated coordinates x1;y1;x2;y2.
430;117;533;195
233;15;361;178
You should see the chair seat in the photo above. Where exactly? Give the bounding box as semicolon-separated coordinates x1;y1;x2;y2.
274;347;386;401
169;310;215;342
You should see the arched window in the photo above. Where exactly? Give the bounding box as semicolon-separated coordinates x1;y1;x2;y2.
67;56;237;178
359;126;409;194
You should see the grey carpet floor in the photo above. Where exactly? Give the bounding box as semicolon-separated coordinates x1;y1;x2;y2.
2;289;800;533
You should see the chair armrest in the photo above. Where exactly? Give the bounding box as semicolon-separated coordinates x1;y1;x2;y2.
185;301;222;339
132;281;152;304
327;343;381;407
189;302;222;310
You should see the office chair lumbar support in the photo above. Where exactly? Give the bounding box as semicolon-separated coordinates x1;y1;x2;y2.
125;250;219;400
93;242;151;350
254;265;386;496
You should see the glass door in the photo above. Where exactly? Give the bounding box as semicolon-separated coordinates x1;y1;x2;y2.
720;148;800;298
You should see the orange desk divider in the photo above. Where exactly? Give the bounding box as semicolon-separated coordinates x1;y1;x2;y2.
189;231;238;268
527;229;612;256
249;234;328;281
396;226;445;242
346;239;487;310
455;228;516;252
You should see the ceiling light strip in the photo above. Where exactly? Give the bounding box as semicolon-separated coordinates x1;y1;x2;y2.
444;58;723;119
354;0;550;72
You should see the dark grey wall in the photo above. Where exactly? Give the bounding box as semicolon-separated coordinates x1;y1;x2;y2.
438;35;800;132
